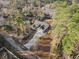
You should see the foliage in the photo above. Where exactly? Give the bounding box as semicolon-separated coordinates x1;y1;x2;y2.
3;25;13;32
0;35;5;45
2;10;26;35
33;0;40;7
52;2;79;56
13;10;26;35
37;11;45;21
